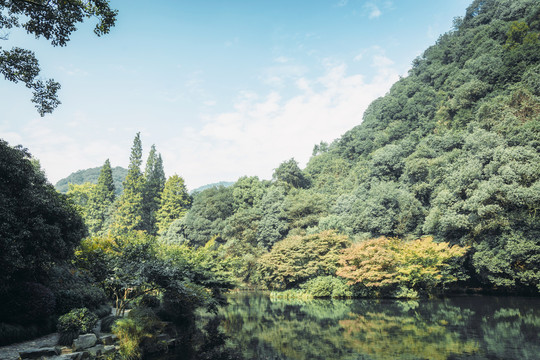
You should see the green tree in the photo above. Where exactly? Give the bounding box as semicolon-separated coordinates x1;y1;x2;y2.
112;133;145;234
273;158;310;189
0;139;86;288
0;0;117;115
231;176;266;211
66;182;96;216
86;159;116;235
171;186;234;246
284;189;328;233
142;145;166;234
256;185;288;249
156;174;191;235
257;230;350;290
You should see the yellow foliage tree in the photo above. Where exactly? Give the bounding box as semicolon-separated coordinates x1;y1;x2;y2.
337;236;468;295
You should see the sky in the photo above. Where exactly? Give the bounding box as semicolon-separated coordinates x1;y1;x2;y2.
0;0;472;191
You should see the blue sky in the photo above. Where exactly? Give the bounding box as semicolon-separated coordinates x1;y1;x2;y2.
1;0;471;190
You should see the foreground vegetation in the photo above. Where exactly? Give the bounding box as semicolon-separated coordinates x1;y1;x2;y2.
1;0;539;357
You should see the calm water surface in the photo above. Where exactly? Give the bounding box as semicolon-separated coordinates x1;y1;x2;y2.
219;292;540;360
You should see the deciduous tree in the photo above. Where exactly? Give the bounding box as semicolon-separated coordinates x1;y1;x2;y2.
0;0;117;115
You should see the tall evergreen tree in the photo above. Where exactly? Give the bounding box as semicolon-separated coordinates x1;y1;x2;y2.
86;159;116;235
142;145;166;234
156;174;191;235
112;133;145;234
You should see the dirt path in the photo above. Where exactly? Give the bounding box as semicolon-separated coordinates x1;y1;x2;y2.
0;333;59;360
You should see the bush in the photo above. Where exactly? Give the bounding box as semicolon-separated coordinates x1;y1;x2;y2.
0;283;56;325
158;284;211;328
112;318;144;359
256;230;350;290
100;315;121;333
0;321;55;346
135;294;160;308
54;286;107;315
113;307;166;359
301;276;352;298
47;265;107;315
57;308;98;345
92;304;112;319
337;236;469;297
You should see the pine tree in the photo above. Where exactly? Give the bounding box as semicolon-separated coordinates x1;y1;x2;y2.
86;159;116;235
156;174;191;235
112;133;145;234
142;145;166;234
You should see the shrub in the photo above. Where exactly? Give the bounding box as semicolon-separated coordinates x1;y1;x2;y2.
113;318;144;359
135;294;161;308
256;230;350;290
113;307;166;359
301;276;352;298
54;286;107;315
1;283;56;325
57;307;98;345
92;304;112;319
101;315;121;333
0;321;55;346
47;265;107;314
158;284;210;328
337;236;469;297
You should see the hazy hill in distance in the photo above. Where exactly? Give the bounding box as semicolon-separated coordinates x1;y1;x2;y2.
55;166;128;196
190;181;234;195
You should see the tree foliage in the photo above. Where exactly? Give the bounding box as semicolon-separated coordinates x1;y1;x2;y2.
0;0;117;115
112;133;145;234
156;174;191;235
85;159;116;236
337;236;469;296
257;231;350;290
0;139;86;289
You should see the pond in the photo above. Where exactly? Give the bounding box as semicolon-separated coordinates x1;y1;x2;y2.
219;292;540;360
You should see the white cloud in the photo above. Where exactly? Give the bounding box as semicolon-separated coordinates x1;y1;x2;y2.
260;64;308;87
3;54;400;191
365;3;382;19
372;54;394;68
274;56;290;64
162;57;400;189
0;116;130;185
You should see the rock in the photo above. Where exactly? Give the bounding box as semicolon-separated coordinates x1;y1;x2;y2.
19;347;59;358
167;338;177;348
72;334;97;351
63;352;90;360
86;344;103;357
60;346;74;354
99;335;115;345
102;345;116;355
156;334;170;342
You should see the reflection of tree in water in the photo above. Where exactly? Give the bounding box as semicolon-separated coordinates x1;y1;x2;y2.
220;293;540;360
221;294;356;360
339;312;478;360
481;305;540;359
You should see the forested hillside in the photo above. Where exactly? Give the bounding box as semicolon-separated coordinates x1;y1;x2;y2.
55;166;128;196
163;0;539;293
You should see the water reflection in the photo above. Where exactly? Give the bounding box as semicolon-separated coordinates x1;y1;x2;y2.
220;293;540;360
